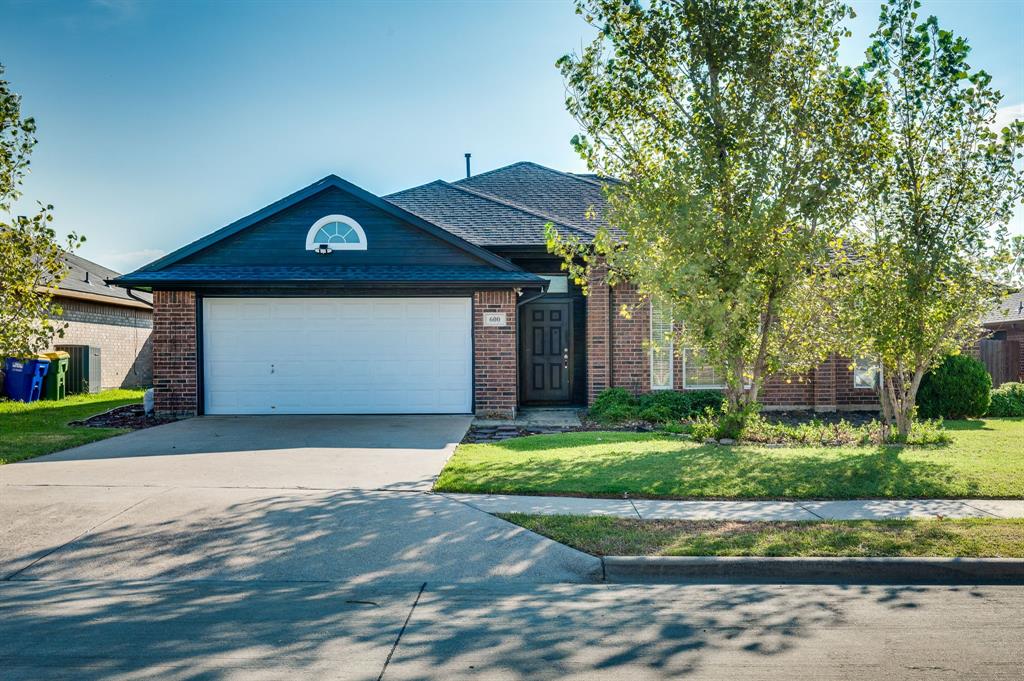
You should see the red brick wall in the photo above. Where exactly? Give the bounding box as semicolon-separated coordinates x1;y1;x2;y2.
761;373;815;408
152;290;198;417
474;290;517;418
610;282;649;393
833;356;882;409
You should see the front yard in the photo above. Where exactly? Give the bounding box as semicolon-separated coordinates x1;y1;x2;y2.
499;515;1024;558
0;389;146;465
435;418;1024;500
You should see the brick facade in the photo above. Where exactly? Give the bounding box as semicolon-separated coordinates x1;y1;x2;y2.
152;290;198;417
584;280;881;411
50;297;153;389
473;290;518;418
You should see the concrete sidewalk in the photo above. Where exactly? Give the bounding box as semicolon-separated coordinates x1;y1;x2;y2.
442;493;1024;521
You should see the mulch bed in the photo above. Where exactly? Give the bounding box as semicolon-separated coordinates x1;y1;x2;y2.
463;420;659;444
761;410;882;427
70;404;177;430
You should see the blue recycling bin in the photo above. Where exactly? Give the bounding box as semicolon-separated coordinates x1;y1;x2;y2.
3;357;50;403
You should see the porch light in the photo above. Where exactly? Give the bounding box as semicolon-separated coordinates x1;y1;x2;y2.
316;244;333;255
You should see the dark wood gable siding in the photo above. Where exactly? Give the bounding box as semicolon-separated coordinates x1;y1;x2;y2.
180;186;490;268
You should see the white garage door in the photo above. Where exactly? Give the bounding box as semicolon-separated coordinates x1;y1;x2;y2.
202;297;472;415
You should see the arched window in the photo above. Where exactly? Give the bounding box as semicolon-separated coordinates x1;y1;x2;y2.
305;215;367;251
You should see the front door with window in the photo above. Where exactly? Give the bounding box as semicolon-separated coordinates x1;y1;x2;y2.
520;301;571;403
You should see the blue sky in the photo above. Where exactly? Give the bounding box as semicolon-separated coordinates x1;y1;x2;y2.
3;0;1022;272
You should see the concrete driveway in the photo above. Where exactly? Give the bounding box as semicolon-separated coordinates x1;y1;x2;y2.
0;414;474;490
0;415;599;584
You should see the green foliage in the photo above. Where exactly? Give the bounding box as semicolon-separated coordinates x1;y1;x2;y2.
587;387;638;423
833;0;1024;438
588;387;725;425
988;382;1024;417
0;64;83;357
552;0;885;418
637;390;723;423
917;355;992;419
693;412;949;446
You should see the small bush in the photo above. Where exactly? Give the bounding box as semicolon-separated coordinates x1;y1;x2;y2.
637;391;692;422
588;388;639;423
689;410;721;441
589;388;724;425
988;382;1024;417
917;355;992;419
685;390;726;415
698;413;951;446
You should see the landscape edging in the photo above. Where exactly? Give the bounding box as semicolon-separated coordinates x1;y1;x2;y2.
601;555;1024;584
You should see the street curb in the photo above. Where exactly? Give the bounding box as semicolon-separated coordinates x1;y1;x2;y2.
601;556;1024;584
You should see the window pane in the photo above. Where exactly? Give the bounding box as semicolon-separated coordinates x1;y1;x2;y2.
540;275;569;294
853;357;879;389
650;299;673;390
684;348;725;389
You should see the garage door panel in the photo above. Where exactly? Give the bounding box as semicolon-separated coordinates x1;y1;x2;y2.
203;297;472;414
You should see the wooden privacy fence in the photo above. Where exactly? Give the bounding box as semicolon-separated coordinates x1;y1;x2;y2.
979;339;1022;387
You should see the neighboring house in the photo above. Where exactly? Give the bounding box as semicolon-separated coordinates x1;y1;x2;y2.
113;162;878;418
979;290;1024;386
48;253;153;389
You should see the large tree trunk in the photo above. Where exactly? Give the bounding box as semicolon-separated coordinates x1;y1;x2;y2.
879;365;926;441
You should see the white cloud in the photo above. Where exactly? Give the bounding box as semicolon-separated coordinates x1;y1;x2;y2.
995;102;1024;132
98;249;166;273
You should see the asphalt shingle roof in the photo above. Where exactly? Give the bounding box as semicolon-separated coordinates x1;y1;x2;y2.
58;252;153;305
386;161;616;247
113;264;546;287
982;290;1024;325
385;180;594;246
455;161;611;235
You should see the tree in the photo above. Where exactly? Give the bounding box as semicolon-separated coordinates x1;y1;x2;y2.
0;64;83;358
835;0;1024;439
1011;234;1024;285
549;0;882;417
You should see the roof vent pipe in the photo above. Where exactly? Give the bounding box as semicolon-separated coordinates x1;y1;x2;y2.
465;153;471;178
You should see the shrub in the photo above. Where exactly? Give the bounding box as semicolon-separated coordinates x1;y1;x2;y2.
588;387;639;423
685;390;725;416
917;354;992;419
689;410;721;441
988;382;1024;417
637;390;692;422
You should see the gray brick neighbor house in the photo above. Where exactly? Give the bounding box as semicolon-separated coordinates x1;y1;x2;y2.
114;162;884;418
49;253;153;389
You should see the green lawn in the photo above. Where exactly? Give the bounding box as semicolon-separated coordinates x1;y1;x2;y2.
0;389;146;465
499;514;1024;557
435;418;1024;499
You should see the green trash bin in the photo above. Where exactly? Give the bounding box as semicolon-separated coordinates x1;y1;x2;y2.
41;351;69;400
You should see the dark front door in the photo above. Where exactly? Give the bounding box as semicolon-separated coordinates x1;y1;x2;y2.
521;301;571;403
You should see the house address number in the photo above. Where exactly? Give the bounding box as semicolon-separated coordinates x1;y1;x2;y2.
483;312;508;327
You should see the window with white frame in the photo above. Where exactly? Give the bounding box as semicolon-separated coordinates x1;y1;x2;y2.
305;215;367;251
853;357;880;389
683;347;727;389
649;298;674;390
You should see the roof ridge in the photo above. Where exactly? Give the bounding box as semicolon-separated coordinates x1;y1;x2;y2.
451;160;534;185
455;160;610;191
441;180;598;238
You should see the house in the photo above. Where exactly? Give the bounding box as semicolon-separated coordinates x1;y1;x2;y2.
112;162;879;418
49;253;153;389
979;290;1024;386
